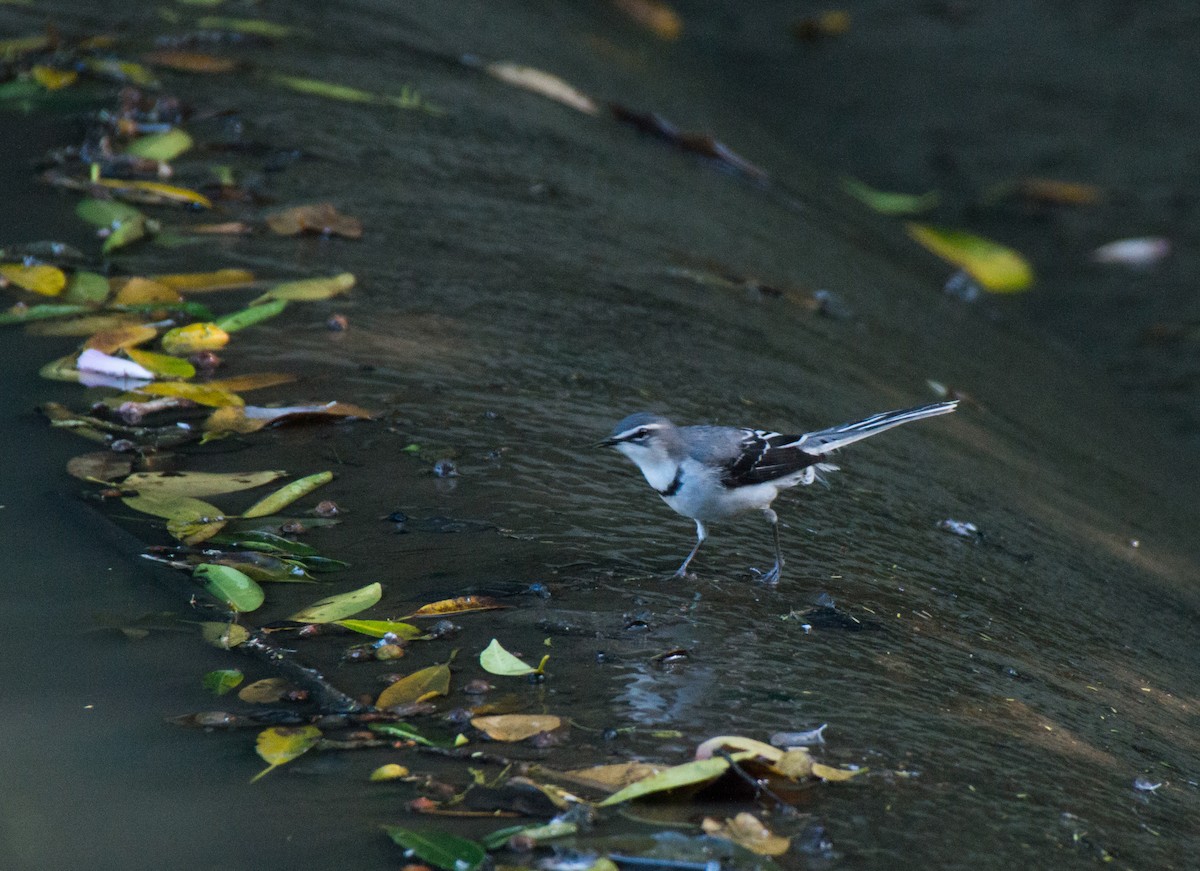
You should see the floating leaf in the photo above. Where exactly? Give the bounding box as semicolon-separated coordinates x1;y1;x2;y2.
202;668;244;695
160;322;229;355
83;324;157;353
484;63;598;116
202;402;374;436
82;58;158;87
842;177;939;215
92;178;212;208
0;34;49;58
198;16;295;38
122;470;287;498
208;531;317;556
169;514;228;546
1090;237;1170;267
694;735;782;762
200;621;250;649
124;348;196;378
242;471;333;518
111;277;182;306
135;381;245;408
213;299;287;332
266;203;363;239
810;762;865;782
204;372;296;392
151;268;256;293
470;714;562;742
251;272;355;305
62;271;110;304
142;49;239;74
905;223;1034;293
66;451;133;482
238;677;294;703
611;0;683;40
102;216;148;254
701;813;790;856
76;198;146;228
288;582;381;623
195;563;265;612
76;348;155;380
382;828;485;871
368;722;439;747
211;554;313;584
122;492;225;520
564;761;665;791
125;128;193;161
598;755;750;806
27;313;143;335
334;619;423;640
479;639;536;676
1012;177;1104;206
0;263;66;296
376;660;452;709
251;725;322;783
407;596;508;618
0;303;92;325
31;65;78;90
370;763;409;782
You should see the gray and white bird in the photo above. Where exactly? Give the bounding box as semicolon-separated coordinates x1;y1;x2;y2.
600;400;958;583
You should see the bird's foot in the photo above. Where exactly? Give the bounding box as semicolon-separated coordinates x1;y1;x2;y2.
672;566;693;580
749;562;782;585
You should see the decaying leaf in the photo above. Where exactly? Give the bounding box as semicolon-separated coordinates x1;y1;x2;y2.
470;714;562;742
27;313;145;336
251;725;322;783
121;470;287;498
810;762;865;782
142;49;240;74
66;451;134;482
288;582;382;623
204;373;297;393
200;621;250;649
406;596;508;618
695;735;782;762
266;203;363;238
701;813;790;856
563;761;665;791
111;277;182;306
376;660;452;709
83;324;158;354
238;677;295;703
906;223;1034;292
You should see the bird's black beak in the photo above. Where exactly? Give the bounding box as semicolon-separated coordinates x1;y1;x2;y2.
595;436;619;449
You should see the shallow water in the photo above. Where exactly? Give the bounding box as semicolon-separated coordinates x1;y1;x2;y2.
1;2;1197;869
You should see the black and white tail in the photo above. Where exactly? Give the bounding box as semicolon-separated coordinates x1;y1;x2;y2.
790;400;958;454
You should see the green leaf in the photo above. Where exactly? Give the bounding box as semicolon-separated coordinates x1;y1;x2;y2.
202;668;243;695
207;531;318;556
270;73;376;104
479;638;535;676
242;471;333;519
195;563;265;612
0;304;92;325
102;216;149;254
198;16;295;38
597;755;749;806
75;198;147;227
125;128;193;161
250;272;355;305
905;223;1034;293
200;621;250;649
122;470;288;498
288;582;381;623
124;347;196;378
296;555;350;573
367;722;439;747
335;619;423;639
383;828;486;871
213;298;287;332
251;725;322;783
842;177;939;216
62;271;111;304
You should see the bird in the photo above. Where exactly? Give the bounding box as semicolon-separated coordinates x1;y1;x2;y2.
600;400;958;583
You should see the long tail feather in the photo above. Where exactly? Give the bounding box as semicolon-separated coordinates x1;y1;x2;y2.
792;400;958;453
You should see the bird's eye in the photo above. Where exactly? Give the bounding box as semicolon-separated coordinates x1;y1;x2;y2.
634;428;649;440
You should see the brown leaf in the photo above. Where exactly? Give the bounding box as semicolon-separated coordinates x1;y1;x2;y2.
110;278;183;306
701;813;790;856
266;203;363;239
611;0;683;40
83;324;158;353
376;662;452;710
563;761;665;791
470;714;563;742
66;451;134;482
142;49;240;74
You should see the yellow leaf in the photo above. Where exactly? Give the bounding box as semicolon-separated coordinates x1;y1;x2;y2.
135;381;244;408
905;223;1034;293
266;203;363;238
111;276;183;305
470;714;562;742
203;407;267;435
242;471;333;518
122;492;225;521
0;263;67;296
83;324;158;354
770;748;814;780
151;269;256;293
121;470;287;498
251;272;355;304
694;735;783;763
376;661;451;709
810;762;866;782
405;596;508;618
204;372;296;392
251;725;322;782
160;322;229;355
289;582;382;623
94;178;213;208
31;65;77;90
611;0;683;40
701;813;790;856
563;762;665;791
369;764;409;782
124;348;195;378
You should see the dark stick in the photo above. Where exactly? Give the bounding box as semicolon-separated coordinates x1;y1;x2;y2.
239;632;369;714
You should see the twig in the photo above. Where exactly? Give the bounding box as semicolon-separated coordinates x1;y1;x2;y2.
239;632;369;714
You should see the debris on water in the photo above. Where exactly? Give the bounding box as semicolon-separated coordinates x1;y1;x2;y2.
1090;236;1170;267
939;518;981;538
769;724;827;747
326;313;348;331
1133;776;1163;792
432;458;457;477
943;269;982;302
314;499;340;517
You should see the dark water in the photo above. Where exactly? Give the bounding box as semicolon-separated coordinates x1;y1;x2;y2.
1;2;1197;869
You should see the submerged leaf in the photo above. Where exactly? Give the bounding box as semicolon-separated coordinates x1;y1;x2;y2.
241;471;333;518
0;303;92;324
479;639;536;676
198;16;295;38
251;725;322;783
62;271;110;304
611;0;683;40
376;661;452;709
0;263;67;296
195;562;265;612
470;714;562;742
905;223;1034;292
76;198;146;228
66;451;133;482
266;203;363;239
83;324;157;353
142;49;240;74
382;828;485;871
202;668;244;695
238;677;295;703
288;582;382;623
111;277;183;306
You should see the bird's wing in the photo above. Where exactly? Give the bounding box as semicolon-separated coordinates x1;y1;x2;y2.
718;429;823;488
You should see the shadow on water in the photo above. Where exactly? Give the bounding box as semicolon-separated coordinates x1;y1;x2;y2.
1;1;1197;869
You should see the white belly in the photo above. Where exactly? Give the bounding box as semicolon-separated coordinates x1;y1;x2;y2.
661;459;783;522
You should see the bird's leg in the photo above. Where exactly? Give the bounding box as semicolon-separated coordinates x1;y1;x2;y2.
750;509;783;584
673;520;707;578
